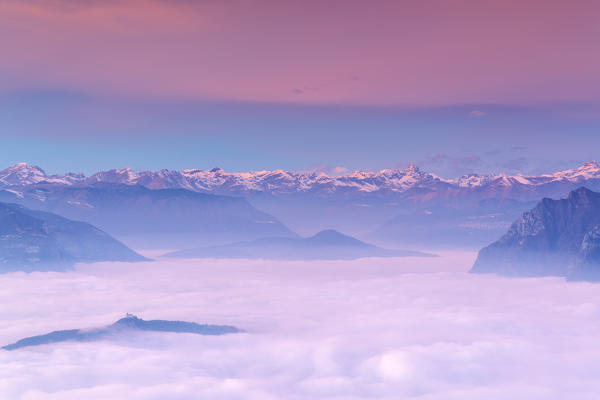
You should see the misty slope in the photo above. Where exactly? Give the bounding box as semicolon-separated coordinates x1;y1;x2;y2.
471;187;600;280
3;315;241;350
0;183;296;247
371;198;536;248
164;229;432;260
0;202;146;272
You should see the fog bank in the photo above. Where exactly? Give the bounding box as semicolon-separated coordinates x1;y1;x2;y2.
1;252;600;399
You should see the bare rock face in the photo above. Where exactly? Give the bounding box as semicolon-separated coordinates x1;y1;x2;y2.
470;187;600;280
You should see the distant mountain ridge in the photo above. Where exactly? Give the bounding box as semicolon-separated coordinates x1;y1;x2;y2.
471;187;600;280
2;162;600;199
164;229;432;260
5;162;600;248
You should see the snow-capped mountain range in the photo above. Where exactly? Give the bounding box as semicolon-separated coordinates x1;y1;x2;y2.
2;162;600;198
4;161;600;248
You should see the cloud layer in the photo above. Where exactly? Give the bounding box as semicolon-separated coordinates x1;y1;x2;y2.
1;253;600;399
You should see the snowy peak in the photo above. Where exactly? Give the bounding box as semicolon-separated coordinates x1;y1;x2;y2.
0;163;86;187
88;168;140;185
88;168;197;190
542;161;600;182
454;174;493;188
2;162;600;197
450;163;600;189
0;163;49;186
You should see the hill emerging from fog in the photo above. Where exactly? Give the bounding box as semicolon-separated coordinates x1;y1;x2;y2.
0;202;147;272
3;315;241;350
471;187;600;280
163;229;433;260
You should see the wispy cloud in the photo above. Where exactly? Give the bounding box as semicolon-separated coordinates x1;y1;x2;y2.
299;164;350;176
468;110;486;118
500;157;528;173
417;153;483;176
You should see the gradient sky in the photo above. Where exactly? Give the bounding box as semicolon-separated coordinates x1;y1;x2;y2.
1;0;599;176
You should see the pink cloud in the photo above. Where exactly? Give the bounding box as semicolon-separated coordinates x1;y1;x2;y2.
0;0;599;106
468;110;486;117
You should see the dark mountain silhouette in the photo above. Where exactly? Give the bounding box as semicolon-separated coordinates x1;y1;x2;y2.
0;202;147;272
3;315;241;350
163;229;433;260
471;187;600;280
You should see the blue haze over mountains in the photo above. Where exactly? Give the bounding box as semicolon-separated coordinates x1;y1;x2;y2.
164;229;432;260
2;161;600;251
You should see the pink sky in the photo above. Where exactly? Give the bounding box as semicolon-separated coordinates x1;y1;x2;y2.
1;0;599;106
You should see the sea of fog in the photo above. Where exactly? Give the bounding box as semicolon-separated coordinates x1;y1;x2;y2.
1;252;600;399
